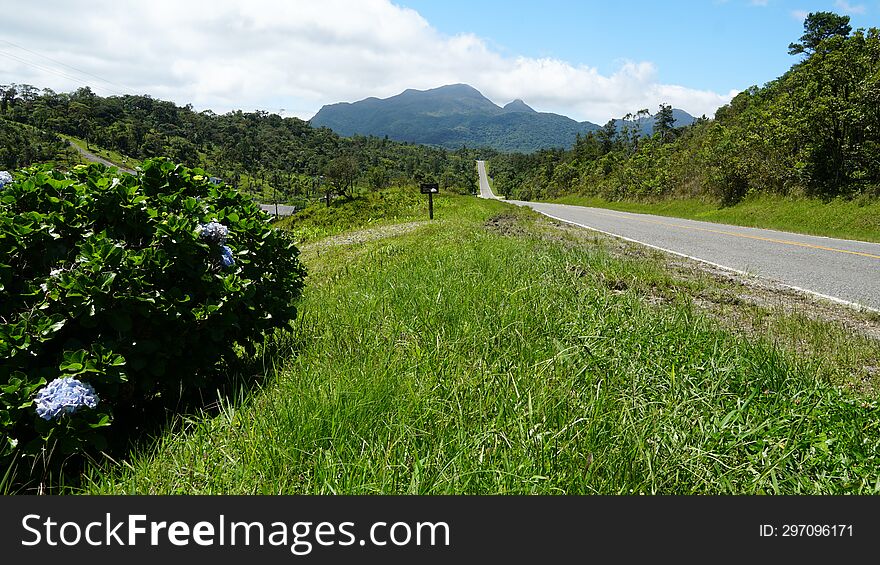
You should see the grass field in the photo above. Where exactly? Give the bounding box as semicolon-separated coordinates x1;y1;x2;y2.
72;189;880;494
546;194;880;243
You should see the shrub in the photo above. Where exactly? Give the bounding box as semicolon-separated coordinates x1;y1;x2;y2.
0;158;306;473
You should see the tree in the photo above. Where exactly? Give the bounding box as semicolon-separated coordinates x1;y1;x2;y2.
598;119;617;154
367;165;389;190
323;155;359;206
654;103;675;143
788;11;851;56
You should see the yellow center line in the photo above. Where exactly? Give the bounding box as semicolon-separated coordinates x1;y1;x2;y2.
580;208;880;261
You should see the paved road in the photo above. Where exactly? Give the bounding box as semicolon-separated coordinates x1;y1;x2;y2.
259;203;297;216
477;160;501;200
68;140;137;174
475;161;880;311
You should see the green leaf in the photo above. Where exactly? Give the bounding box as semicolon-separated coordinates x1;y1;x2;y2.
60;349;87;373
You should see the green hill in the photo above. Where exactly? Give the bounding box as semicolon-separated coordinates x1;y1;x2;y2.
311;83;603;152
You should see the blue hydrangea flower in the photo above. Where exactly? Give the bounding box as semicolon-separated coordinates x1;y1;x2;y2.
220;245;235;268
0;171;12;188
34;377;99;420
196;221;228;245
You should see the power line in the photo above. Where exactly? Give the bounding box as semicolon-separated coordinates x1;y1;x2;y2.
0;50;118;94
0;39;138;96
0;51;134;98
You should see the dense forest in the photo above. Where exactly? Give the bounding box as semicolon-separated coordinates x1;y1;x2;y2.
491;13;880;204
0;119;75;169
0;84;484;204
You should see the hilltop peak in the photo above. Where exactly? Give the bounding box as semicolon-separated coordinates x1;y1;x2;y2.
503;99;536;113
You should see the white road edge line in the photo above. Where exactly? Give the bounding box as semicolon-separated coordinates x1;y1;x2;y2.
530;209;880;315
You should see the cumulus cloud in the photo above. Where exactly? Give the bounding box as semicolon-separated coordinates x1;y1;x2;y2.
0;0;734;123
834;0;866;15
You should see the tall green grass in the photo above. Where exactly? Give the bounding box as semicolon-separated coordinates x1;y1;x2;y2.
276;186;436;243
80;196;879;494
548;194;880;242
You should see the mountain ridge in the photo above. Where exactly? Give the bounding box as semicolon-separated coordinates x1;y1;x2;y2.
311;84;695;153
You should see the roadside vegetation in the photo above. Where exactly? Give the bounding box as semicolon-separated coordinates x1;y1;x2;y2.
0;118;77;169
60;133;140;171
75;189;879;495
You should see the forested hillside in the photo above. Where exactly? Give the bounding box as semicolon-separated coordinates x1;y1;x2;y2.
311;83;602;153
0;118;75;169
311;83;695;153
492;13;880;204
0;84;483;202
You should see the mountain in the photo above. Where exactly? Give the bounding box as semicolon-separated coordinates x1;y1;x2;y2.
310;84;601;153
502;99;536;113
311;84;698;153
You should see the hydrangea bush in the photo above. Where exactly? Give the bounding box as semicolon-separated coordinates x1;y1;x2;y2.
0;159;306;469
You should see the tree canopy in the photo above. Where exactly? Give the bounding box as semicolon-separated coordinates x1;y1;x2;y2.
788;11;852;56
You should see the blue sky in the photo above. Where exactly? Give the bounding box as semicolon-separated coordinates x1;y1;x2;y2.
397;0;877;98
1;0;876;123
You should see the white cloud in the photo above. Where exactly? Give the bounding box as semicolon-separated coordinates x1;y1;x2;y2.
0;0;734;124
791;9;810;21
834;0;866;14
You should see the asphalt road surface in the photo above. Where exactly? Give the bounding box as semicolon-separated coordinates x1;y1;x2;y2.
477;160;501;200
68;141;137;174
475;161;880;311
259;203;297;216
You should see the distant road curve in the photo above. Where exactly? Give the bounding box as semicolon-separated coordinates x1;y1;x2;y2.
68;140;137;174
475;160;880;311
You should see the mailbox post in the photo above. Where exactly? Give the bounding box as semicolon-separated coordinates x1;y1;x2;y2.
420;183;439;220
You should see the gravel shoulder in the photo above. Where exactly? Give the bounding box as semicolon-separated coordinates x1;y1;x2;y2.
302;221;429;252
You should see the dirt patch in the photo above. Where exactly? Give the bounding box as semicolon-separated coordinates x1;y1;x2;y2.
484;212;530;237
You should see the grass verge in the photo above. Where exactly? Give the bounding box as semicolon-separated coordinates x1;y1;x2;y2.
79;194;879;494
548;194;880;243
276;186;440;244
